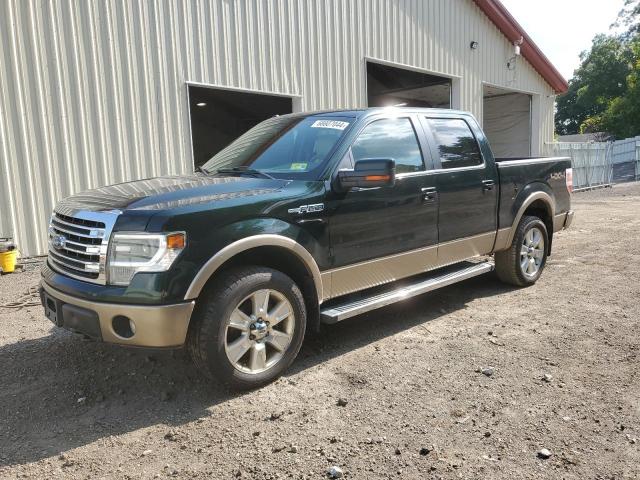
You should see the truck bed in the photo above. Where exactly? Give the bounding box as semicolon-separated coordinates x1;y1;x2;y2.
494;156;572;237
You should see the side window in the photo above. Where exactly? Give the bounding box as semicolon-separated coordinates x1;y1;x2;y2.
351;118;425;174
426;118;483;169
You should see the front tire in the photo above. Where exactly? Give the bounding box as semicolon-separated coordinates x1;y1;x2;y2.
495;215;548;287
188;266;307;390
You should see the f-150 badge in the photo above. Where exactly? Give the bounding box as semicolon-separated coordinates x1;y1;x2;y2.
288;203;324;215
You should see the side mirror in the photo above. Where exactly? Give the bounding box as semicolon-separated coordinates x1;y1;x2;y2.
335;159;396;191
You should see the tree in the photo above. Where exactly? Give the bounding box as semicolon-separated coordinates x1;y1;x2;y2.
555;2;640;139
614;0;640;38
597;40;640;138
555;35;632;136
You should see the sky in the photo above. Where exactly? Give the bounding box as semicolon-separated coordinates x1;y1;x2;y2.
500;0;626;81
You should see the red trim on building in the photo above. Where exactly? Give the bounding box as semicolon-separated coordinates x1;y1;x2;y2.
473;0;569;93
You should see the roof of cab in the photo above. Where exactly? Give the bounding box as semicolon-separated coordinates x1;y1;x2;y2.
289;107;473;120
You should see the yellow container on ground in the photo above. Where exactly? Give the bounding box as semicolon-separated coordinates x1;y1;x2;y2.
0;250;18;273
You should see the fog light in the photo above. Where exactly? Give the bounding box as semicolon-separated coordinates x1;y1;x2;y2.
112;315;136;339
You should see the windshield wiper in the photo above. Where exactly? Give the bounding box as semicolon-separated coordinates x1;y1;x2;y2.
216;166;275;180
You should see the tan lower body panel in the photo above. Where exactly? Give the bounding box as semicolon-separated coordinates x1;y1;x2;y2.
437;232;495;267
321;231;496;299
41;281;195;347
554;211;573;232
494;228;511;252
478;211;574;255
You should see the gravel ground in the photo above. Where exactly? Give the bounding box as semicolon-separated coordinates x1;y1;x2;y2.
1;183;639;479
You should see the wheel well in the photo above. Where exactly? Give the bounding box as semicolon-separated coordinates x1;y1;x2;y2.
199;246;321;333
523;200;554;255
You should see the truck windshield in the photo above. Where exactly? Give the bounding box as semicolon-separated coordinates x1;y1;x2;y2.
201;115;353;180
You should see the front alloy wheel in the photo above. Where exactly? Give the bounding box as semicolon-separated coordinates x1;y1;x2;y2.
188;266;306;390
225;289;295;374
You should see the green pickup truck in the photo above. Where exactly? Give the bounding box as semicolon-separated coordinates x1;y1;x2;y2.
41;108;573;389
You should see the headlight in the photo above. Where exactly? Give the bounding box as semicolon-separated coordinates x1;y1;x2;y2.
107;232;186;286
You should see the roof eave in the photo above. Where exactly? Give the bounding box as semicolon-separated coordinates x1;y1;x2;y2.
473;0;569;94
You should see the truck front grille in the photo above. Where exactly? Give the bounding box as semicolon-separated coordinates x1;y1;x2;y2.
47;211;117;284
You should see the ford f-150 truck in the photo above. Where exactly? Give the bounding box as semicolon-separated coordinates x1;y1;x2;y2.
40;108;573;389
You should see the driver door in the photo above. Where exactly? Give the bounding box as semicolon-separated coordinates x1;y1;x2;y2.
325;114;439;298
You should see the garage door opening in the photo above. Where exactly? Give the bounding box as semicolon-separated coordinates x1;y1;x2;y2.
366;61;451;108
483;85;532;158
188;85;293;168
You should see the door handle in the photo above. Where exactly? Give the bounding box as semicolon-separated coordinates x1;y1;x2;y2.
482;180;495;192
421;187;437;202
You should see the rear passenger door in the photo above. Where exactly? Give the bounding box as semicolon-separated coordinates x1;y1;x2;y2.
420;115;498;263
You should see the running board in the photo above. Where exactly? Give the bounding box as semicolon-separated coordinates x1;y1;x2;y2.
320;260;494;324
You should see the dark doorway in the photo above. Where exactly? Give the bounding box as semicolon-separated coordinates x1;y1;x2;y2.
188;85;293;168
366;61;451;108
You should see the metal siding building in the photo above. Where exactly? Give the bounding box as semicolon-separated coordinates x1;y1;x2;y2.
0;0;566;256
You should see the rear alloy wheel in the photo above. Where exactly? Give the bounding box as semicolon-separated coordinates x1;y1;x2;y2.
495;215;549;287
188;267;306;390
520;226;545;279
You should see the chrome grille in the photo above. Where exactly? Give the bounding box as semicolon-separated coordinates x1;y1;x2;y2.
47;210;119;284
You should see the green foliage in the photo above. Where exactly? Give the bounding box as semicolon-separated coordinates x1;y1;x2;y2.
555;35;632;136
555;1;640;139
596;40;640;138
615;0;640;38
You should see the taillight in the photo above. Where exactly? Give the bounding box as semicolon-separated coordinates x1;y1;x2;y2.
565;168;573;194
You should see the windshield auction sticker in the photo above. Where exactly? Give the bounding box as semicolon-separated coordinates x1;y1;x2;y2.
310;120;349;130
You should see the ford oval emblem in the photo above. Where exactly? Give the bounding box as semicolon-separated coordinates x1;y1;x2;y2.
51;235;67;250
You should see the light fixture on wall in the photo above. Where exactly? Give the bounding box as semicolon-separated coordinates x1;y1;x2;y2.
196;102;207;107
513;36;523;56
507;37;523;71
470;41;479;50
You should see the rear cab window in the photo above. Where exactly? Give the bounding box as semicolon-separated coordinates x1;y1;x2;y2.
425;117;483;169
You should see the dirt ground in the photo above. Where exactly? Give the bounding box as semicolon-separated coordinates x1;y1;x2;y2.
1;183;639;480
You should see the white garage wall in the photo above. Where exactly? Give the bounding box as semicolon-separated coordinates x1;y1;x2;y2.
483;93;532;158
0;0;557;256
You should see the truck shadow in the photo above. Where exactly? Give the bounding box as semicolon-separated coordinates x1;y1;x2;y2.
0;274;517;467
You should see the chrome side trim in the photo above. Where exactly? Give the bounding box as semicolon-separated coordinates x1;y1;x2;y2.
184;235;324;302
493;191;556;251
320;260;494;323
496;157;570;168
41;281;195;347
321;231;496;300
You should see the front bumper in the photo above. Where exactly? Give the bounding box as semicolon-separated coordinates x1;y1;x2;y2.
40;281;195;348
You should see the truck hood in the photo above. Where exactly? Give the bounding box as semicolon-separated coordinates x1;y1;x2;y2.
55;174;287;214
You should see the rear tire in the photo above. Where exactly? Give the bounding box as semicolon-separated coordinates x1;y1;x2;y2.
495;215;548;287
187;266;306;390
